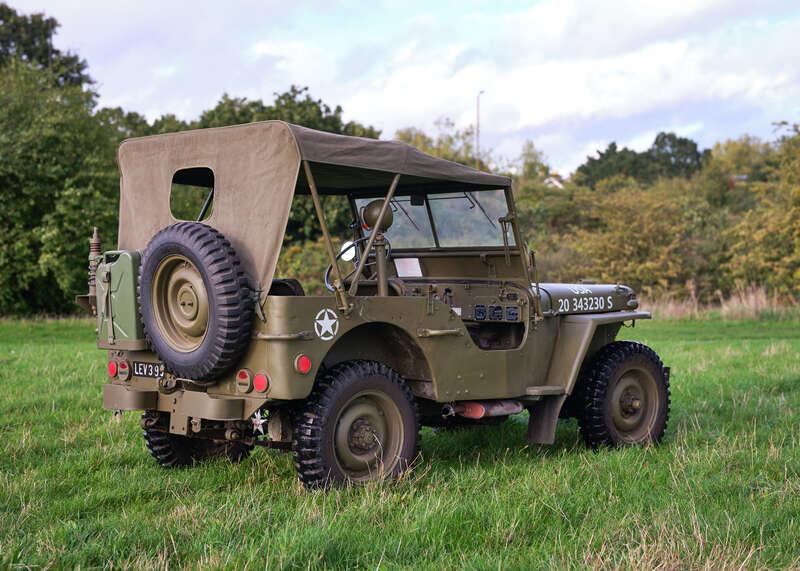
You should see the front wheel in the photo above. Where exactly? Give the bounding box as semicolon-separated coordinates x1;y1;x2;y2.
575;342;670;448
293;360;420;488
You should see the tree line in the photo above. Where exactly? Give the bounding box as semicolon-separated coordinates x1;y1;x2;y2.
514;127;799;302
0;3;797;313
0;4;381;313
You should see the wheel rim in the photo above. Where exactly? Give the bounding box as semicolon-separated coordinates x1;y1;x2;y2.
151;254;209;352
610;368;659;443
333;390;404;482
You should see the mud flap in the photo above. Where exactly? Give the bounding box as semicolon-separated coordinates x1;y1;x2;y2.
526;394;568;445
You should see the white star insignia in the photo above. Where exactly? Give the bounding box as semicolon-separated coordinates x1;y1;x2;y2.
314;308;339;341
252;410;267;435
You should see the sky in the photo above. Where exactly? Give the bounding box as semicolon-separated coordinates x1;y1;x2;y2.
12;0;800;174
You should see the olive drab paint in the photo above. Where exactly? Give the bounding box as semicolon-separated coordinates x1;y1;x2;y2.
90;121;669;484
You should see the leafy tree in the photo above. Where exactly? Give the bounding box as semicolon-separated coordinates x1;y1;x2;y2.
575;132;708;188
0;3;90;87
395;118;488;169
508;141;556;244
648;132;709;180
275;237;338;296
197;86;380;138
150;113;190;135
516;167;599;249
196;94;270;128
0;61;115;313
695;135;772;210
725;184;799;296
772;122;800;185
95;107;154;140
197;86;379;245
574;142;649;188
517;140;550;182
725;125;800;295
552;179;715;297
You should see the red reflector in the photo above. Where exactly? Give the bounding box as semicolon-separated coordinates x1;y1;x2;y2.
236;369;253;393
117;360;131;381
107;361;118;378
295;354;312;375
253;373;269;393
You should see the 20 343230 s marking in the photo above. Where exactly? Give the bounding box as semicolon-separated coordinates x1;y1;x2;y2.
557;296;613;313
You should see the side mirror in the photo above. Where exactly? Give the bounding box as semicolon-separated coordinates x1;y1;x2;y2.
339;240;357;262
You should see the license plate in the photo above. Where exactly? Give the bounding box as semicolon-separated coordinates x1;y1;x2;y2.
132;361;165;379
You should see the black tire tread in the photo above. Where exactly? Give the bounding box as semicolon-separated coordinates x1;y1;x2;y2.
141;411;252;467
292;360;420;489
138;222;253;381
575;341;670;449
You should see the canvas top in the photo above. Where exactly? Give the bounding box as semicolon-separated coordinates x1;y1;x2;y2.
116;120;510;288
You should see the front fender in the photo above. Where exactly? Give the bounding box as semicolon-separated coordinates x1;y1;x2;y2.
526;310;651;445
546;310;651;394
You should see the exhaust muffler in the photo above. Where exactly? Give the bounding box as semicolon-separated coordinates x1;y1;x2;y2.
442;399;524;420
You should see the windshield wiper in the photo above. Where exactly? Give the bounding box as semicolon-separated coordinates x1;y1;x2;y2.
466;192;497;229
391;199;421;231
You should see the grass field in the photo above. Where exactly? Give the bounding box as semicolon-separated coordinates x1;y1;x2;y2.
1;317;798;569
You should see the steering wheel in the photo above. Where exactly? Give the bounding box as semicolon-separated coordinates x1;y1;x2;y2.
324;236;392;292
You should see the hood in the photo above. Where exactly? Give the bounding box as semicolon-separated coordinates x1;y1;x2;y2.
536;283;639;316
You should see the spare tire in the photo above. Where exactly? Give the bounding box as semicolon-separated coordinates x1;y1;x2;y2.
138;222;253;382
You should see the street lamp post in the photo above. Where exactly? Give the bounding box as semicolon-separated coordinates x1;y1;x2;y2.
476;90;485;169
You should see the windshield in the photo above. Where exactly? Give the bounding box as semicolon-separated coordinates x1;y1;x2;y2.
355;188;514;249
355;196;436;248
428;190;513;247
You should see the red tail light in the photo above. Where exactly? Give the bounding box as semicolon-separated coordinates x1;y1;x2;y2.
294;354;312;375
107;360;118;378
253;373;269;393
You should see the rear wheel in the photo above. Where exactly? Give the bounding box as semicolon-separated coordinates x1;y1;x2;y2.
293;361;420;488
142;411;252;467
575;342;669;448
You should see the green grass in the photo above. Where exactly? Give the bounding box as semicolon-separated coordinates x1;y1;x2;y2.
1;318;798;569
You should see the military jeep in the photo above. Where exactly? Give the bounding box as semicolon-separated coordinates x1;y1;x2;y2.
82;121;670;488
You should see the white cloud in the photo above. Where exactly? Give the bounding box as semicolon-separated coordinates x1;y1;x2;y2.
344;9;799;131
11;0;800;174
334;1;800;172
153;65;176;79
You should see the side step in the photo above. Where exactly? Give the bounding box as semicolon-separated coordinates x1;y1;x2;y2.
525;386;566;397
